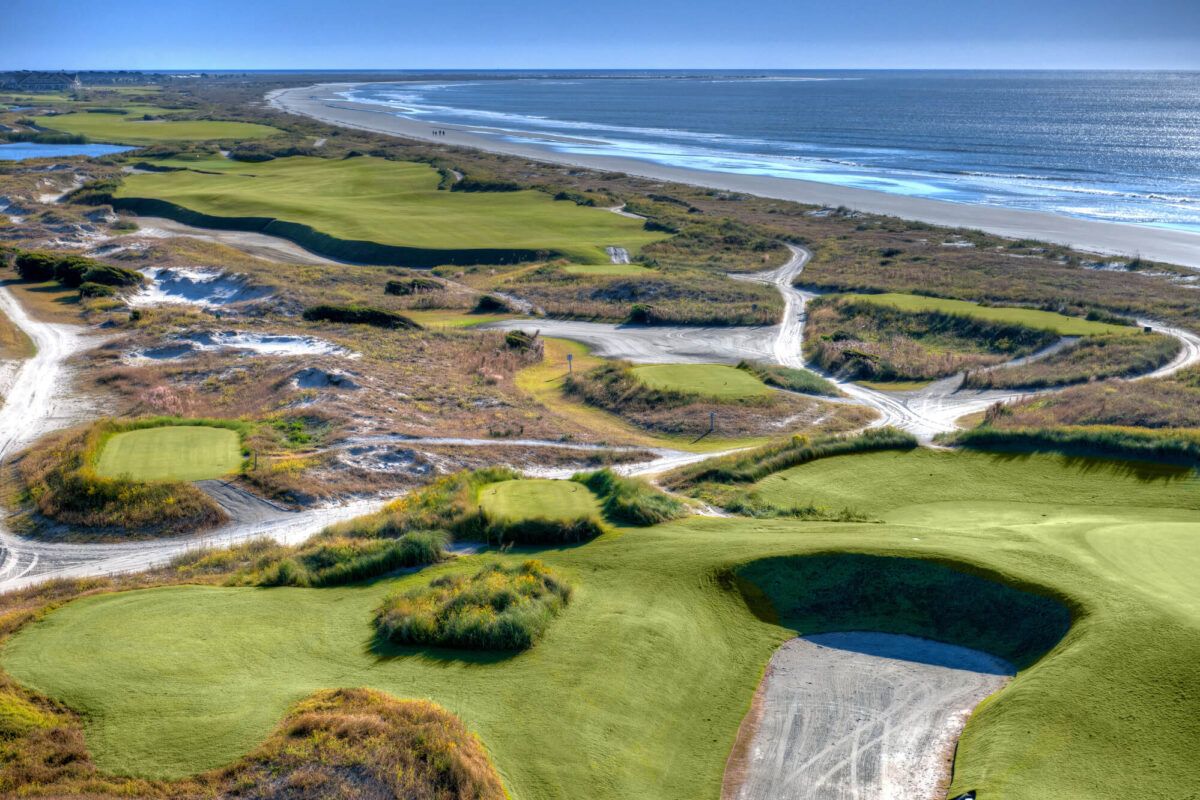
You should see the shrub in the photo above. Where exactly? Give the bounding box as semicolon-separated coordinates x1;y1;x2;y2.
385;276;443;296
302;304;420;329
13;252;57;282
78;281;116;298
82;263;143;287
942;425;1200;466
574;469;686;525
473;294;510;313
375;560;572;650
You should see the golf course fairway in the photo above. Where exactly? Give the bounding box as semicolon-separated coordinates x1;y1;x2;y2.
94;425;242;482
632;363;773;399
115;156;665;263
5;448;1200;799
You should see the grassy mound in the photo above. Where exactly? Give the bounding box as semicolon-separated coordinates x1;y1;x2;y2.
737;554;1068;668
375;560;572;650
94;425;242;482
944;424;1200;466
630;363;772;400
114;155;662;263
15;420;235;535
302;303;421;329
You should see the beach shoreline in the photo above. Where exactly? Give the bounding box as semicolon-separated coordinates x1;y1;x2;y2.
268;83;1200;269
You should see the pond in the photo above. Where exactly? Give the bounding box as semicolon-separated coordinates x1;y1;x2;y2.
0;142;133;161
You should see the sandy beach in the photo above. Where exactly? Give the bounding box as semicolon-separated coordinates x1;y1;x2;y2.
269;83;1200;269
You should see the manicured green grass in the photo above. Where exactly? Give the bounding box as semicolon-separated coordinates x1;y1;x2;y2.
561;262;652;276
630;363;772;400
844;292;1136;336
115;156;665;263
93;425;242;482
478;479;601;521
40;112;280;145
7;449;1200;799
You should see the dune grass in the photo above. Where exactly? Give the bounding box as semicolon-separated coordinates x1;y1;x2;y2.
561;262;652;276
478;479;602;522
40;111;280;145
115;156;664;263
630;363;772;400
6;449;1200;799
94;425;242;482
843;292;1136;336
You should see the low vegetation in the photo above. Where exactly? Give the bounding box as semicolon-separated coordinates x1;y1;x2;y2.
963;332;1180;389
805;295;1058;381
248;532;448;588
302;303;421;329
841;292;1136;336
12;249;143;297
574;469;687;526
736;360;841;396
943;423;1200;466
375;560;572;650
664;427;918;488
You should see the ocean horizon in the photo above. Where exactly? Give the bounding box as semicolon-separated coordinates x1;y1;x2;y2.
341;70;1200;233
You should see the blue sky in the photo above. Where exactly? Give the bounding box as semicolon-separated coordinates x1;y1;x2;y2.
5;0;1199;70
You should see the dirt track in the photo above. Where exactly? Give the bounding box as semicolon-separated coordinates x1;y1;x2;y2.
725;633;1012;800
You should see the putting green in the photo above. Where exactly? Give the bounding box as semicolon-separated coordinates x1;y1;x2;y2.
94;425;242;482
842;292;1137;336
631;363;772;399
7;449;1200;799
116;156;665;263
41;111;280;145
478;479;601;521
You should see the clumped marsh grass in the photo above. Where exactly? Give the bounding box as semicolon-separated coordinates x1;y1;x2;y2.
963;333;1180;389
375;560;572;651
251;532;447;588
574;469;686;526
944;423;1200;466
736;360;841;397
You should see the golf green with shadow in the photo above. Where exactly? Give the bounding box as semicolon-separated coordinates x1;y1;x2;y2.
4;448;1200;799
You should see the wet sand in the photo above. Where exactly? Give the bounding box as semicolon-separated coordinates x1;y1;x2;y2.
269;84;1200;269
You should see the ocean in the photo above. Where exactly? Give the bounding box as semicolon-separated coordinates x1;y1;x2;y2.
343;71;1200;233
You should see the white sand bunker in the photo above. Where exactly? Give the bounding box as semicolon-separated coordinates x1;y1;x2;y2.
291;367;359;390
130;267;273;308
725;633;1012;800
132;331;351;361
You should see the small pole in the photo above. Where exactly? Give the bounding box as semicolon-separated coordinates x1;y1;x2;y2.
253;450;258;471
709;411;716;433
567;352;573;375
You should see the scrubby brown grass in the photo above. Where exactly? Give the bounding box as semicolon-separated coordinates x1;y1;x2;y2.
805;296;1056;381
963;333;1180;389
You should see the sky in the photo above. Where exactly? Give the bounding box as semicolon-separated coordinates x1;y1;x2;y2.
4;0;1200;70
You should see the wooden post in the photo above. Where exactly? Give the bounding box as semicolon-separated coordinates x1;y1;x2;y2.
709;411;716;433
567;352;573;375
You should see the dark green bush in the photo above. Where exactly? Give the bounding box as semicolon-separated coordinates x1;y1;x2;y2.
302;304;421;329
82;263;143;287
375;560;572;650
473;294;510;313
385;277;443;296
78;282;116;298
13;252;57;282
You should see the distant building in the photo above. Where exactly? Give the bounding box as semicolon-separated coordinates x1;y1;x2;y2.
0;71;83;93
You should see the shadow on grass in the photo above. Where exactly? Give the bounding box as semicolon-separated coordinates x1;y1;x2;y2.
1;277;80;305
974;446;1197;484
365;629;522;666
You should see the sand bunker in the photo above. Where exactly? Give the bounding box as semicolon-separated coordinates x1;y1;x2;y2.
725;633;1012;800
291;367;359;389
131;331;350;361
130;267;273;308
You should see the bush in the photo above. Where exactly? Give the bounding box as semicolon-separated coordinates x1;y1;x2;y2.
302;304;421;329
13;252;57;282
473;294;510;313
12;251;141;289
385;276;443;296
375;560;572;650
942;424;1200;466
574;469;686;526
82;263;143;287
78;281;116;298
